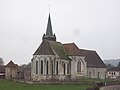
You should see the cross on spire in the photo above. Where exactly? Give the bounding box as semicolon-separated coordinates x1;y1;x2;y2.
49;4;50;13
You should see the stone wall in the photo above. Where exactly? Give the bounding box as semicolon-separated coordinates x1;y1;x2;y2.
87;67;107;79
100;85;120;90
32;55;71;81
5;67;17;79
70;56;86;80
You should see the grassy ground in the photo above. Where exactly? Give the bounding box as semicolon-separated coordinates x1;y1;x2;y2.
0;80;91;90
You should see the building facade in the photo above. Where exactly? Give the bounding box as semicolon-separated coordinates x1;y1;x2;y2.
31;14;106;81
107;67;120;79
5;61;18;79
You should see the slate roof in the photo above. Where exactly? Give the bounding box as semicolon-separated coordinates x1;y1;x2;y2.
48;41;70;60
63;43;106;68
63;43;84;56
6;61;17;67
79;49;106;68
33;40;54;55
34;40;70;60
107;67;120;71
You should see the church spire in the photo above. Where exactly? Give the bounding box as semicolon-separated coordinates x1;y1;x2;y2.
46;14;53;36
42;13;56;41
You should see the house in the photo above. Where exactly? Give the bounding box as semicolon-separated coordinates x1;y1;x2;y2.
5;61;23;79
5;60;32;80
107;67;120;79
0;65;5;79
31;13;107;81
5;61;18;79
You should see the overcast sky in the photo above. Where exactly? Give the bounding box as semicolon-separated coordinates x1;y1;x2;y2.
0;0;120;65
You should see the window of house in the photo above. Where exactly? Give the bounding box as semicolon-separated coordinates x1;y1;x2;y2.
36;61;38;74
46;61;48;74
114;72;115;75
77;61;81;73
56;61;58;75
98;72;100;79
41;61;43;74
112;72;114;75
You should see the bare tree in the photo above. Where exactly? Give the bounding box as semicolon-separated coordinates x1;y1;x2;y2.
0;58;4;65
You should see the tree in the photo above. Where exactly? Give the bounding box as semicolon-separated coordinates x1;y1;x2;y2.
27;62;31;67
117;62;120;68
0;58;4;65
106;63;114;69
20;62;31;70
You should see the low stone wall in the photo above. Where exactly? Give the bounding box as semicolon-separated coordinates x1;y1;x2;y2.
100;85;120;90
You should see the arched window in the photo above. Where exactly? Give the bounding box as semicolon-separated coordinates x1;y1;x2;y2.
51;61;54;74
46;61;48;74
36;61;38;74
77;61;81;73
63;63;66;75
56;61;58;75
41;61;43;74
67;63;70;74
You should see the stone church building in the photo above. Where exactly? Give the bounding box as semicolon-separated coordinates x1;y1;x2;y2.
31;14;106;81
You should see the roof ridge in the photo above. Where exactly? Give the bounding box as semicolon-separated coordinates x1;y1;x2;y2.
63;42;75;45
6;60;17;67
79;49;96;52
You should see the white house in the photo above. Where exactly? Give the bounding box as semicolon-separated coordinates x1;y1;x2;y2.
107;67;120;79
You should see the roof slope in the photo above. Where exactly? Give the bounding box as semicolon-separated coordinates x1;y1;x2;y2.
79;49;106;68
48;41;70;60
34;40;70;60
63;43;106;68
63;43;84;56
6;61;17;67
34;40;54;55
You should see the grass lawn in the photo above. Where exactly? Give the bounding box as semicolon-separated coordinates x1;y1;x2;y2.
0;80;91;90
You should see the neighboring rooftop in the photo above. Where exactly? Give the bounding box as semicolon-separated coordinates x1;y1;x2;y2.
6;61;17;67
107;67;120;71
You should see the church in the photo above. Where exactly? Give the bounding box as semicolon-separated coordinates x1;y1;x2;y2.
31;14;107;81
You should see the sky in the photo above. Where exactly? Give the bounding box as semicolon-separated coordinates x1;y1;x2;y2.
0;0;120;65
